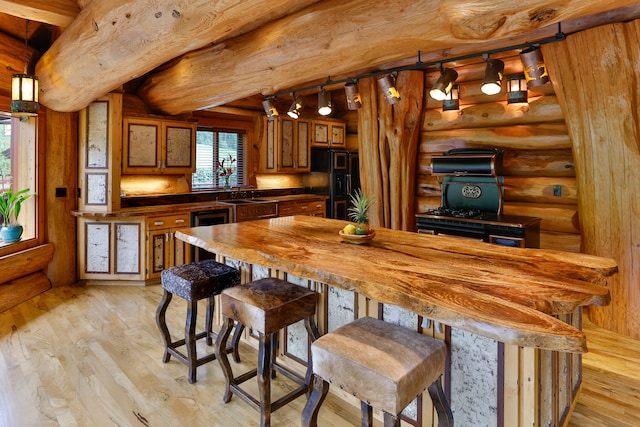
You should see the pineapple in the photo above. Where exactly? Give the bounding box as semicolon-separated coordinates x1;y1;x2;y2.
348;189;372;235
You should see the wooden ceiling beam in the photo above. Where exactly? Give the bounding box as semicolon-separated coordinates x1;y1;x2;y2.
35;0;322;113
137;0;640;115
0;0;80;27
0;30;38;98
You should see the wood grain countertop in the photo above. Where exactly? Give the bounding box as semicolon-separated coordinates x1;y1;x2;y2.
175;215;617;353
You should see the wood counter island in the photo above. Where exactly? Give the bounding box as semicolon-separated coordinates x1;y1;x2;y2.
175;215;617;427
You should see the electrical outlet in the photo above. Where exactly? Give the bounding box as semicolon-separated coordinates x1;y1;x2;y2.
553;185;561;197
55;187;67;198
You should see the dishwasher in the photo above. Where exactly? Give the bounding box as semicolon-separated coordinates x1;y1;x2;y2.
189;208;230;262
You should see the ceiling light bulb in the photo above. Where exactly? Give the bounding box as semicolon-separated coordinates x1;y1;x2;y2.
429;68;458;101
481;58;505;96
318;89;332;116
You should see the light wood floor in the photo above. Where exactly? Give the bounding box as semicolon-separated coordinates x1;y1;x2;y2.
0;284;638;427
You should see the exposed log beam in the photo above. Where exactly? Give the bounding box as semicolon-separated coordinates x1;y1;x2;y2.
0;0;79;27
35;0;321;112
0;30;38;98
138;0;640;115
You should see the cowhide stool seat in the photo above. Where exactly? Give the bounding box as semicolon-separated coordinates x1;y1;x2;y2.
215;277;319;427
156;259;241;384
302;316;454;427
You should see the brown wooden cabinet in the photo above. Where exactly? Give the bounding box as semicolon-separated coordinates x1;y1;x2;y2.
145;213;190;281
260;116;310;173
278;199;326;217
123;117;196;174
311;120;345;147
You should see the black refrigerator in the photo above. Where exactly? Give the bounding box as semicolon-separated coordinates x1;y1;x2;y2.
306;148;360;220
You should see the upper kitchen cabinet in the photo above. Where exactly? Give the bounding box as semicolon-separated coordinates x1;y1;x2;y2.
260;116;310;173
122;117;196;174
311;120;345;147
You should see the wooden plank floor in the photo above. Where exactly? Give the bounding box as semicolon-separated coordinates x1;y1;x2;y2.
0;284;638;426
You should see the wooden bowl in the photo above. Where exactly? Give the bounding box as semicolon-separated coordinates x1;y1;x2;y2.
339;229;376;244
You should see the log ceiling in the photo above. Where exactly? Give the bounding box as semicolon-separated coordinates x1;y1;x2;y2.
0;0;640;115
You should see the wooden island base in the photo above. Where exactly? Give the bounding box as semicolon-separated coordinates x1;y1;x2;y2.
175;216;617;427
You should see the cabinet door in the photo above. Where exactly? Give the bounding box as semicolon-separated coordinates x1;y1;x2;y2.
123;118;161;173
280;118;295;169
163;121;196;172
312;122;329;146
296;120;310;170
330;123;345;147
148;228;169;279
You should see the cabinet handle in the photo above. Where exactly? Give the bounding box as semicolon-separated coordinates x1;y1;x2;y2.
175;219;185;224
154;221;165;226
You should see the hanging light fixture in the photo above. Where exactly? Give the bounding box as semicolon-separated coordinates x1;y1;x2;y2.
287;94;304;119
430;67;458;101
442;85;460;111
11;20;38;119
520;46;550;87
507;74;528;104
481;57;505;96
344;80;362;110
317;88;332;116
262;97;279;121
378;74;400;104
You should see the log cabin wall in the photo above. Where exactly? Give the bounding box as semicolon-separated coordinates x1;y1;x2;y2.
416;53;580;253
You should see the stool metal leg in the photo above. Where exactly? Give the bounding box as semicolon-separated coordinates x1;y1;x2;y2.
205;296;215;346
215;316;236;403
257;332;273;427
428;376;454;427
301;374;329;427
185;300;198;384
155;290;173;363
361;401;373;427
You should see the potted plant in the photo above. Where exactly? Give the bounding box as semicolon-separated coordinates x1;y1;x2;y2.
0;187;33;243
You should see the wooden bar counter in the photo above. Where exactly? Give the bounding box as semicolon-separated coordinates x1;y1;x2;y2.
175;215;617;426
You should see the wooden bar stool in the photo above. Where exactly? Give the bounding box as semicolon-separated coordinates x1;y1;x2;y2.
155;259;242;384
302;316;454;427
215;277;319;427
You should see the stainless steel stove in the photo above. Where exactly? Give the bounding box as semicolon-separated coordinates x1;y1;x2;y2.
416;149;541;248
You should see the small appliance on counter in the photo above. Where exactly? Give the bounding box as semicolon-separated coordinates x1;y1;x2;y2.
306;148;360;219
416;148;541;248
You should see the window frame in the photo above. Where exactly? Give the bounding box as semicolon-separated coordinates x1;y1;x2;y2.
0;95;44;257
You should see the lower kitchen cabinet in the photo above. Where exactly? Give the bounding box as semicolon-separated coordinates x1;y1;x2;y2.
278;199;326;217
77;217;146;284
146;214;190;281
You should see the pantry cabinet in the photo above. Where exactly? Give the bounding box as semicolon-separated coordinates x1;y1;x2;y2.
146;213;190;281
260;116;310;173
122;117;196;174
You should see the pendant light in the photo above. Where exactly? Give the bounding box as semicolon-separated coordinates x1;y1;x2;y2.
442;85;460;111
11;20;39;119
507;74;528;104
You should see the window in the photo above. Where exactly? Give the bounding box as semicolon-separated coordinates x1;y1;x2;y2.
0;111;38;250
192;128;245;189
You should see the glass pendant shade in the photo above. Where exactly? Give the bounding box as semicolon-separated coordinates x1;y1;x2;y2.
344;82;362;110
11;74;39;118
262;99;279;121
430;68;458;101
481;59;505;96
442;85;460;111
317;89;332;116
520;46;550;87
378;75;400;104
287;95;305;119
507;74;528;104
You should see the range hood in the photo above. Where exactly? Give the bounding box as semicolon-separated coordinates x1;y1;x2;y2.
430;148;503;176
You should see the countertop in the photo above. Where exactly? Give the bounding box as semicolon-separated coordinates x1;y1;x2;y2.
175;215;617;353
71;194;328;218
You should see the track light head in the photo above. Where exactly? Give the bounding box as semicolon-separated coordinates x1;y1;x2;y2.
344;81;362;110
317;89;332;116
378;74;400;104
287;94;304;119
262;98;279;121
520;46;550;87
481;58;505;96
430;68;458;101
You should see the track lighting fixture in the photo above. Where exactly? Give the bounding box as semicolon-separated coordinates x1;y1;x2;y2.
11;20;38;119
520;46;550;86
430;67;458;101
287;94;304;119
344;81;362;110
481;58;505;96
262;98;279;121
378;74;400;104
317;88;332;116
507;74;528;104
442;85;460;111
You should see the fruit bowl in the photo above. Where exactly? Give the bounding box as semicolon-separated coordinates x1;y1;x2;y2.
339;229;376;244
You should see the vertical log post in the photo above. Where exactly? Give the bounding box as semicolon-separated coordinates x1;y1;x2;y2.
544;21;640;338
